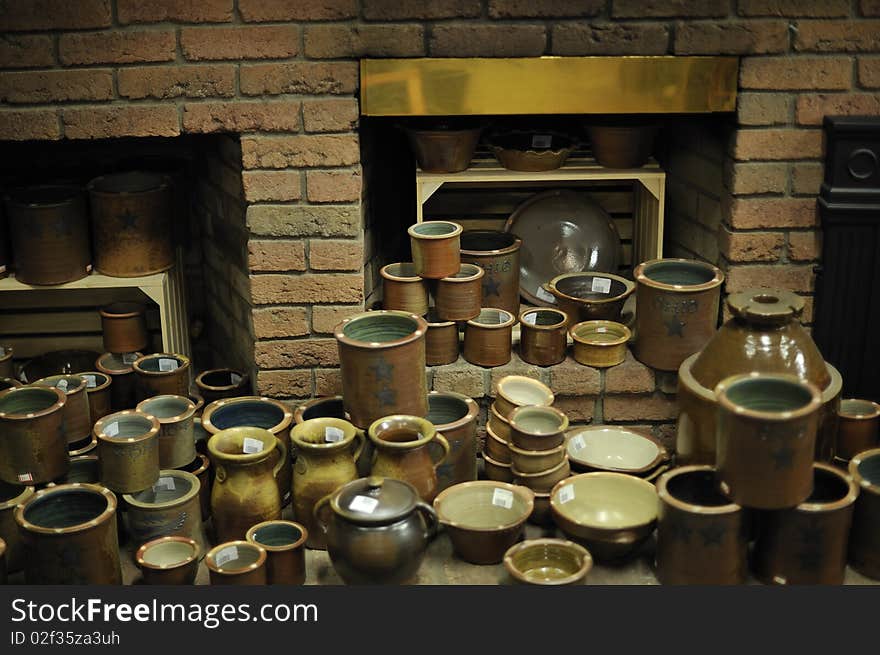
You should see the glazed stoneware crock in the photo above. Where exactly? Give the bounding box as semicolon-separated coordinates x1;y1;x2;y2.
425;310;460;366
335;310;429;429
136;536;200;585
137;394;197;469
80;371;113;426
195;368;250;405
547;271;635;326
426;391;480;490
246;520;308;585
99;301;148;354
715;373;822;510
848;448;880;579
460;230;522;316
407;220;463;279
315;476;437;585
132;353;191;401
656;465;748;585
95;409;161;494
569;320;631;368
34;374;91;444
836;399;880;461
463;308;516;367
0;385;68;485
176;452;212;521
96;351;143;411
519;308;568;366
632;258;724;371
0;480;34;573
206;540;267;585
434;263;484;321
380;262;429;316
753;463;858;585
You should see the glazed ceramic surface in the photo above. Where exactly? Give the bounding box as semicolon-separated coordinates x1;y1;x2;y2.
246;520;308;585
404;126;481;173
95;351;142;410
519;308;568;366
484;425;512;463
100;301;148;354
408;221;462;279
195;368;250;405
460;230;522;315
95;410;160;494
587;123;658;168
464;307;514;365
137;536;200;585
426;391;479;490
424;311;460;366
509;405;569;451
494;375;554;419
380;262;429;316
137;394;197;469
132;353;191;401
434;263;484;321
0;385;68;485
565;426;667;475
512;457;571;492
503;538;592;585
81;371;112;426
206;541;267;585
848;449;880;579
20;349;100;383
489;132;575;172
570;320;631;368
34;374;91;444
483;453;514;483
176;452;212;521
368;415;449;503
0;480;34;572
488;402;513;441
836;399;880;460
548;272;635;325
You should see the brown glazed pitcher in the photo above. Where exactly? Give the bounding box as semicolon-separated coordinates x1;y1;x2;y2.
208;427;282;544
335;310;429;429
290;418;365;550
368;415;450;503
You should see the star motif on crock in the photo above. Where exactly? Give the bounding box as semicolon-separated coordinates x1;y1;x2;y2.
483;276;501;298
376;386;396;407
770;445;795;470
117;209;139;229
663;315;685;337
369;359;393;383
667;521;692;543
699;522;726;547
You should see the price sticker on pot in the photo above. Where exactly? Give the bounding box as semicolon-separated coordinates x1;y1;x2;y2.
123;353;138;364
570;435;585;451
492;488;514;509
215;546;238;567
349;495;379;514
105;422;119;437
230;373;242;385
17;472;33;483
324;426;345;443
532;134;552;149
536;287;555;303
158;358;178;372
153;477;176;492
0;347;5;356
83;374;97;388
242;437;263;454
56;378;68;391
591;277;612;294
558;484;575;504
522;312;537;326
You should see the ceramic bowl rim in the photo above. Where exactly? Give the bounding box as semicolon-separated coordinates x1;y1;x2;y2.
511;456;570;480
15;483;116;536
569;320;631;347
95;351;143;375
656;465;741;515
367;414;436;450
509;405;569;437
291;417;359;450
503;538;593;586
136;536;200;570
495;376;554;410
79;371;111;393
136;394;196;424
201;396;293;436
459;229;522;256
195;368;248;393
439;263;484;284
132;353;191;377
466;308;516;329
427;390;479;432
0;481;35;511
293;395;348;424
34;373;87;395
548;271;635;305
122;469;200;509
246;520;309;552
715;372;823;422
407;220;464;240
68;435;98;457
205;540;267;574
0;385;65;420
549;472;659;531
99;301;146;319
380;262;424;282
519;308;568;331
797;463;859;513
489;402;513;428
433;481;534;532
634;258;724;292
94;410;160;444
564;426;668;474
207;426;278;463
839;398;880;420
850;448;880;493
482;452;512;470
334;310;428;350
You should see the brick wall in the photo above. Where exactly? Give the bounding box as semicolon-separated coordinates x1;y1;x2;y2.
2;0;879;424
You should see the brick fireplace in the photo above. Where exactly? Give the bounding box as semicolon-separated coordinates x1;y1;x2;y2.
2;0;879;448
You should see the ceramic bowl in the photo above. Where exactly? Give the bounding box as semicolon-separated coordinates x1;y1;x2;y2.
550;472;658;561
488;402;512;441
565;426;668;475
512;457;571;492
508;441;567;474
433;481;534;564
483;453;514;482
503;538;592;585
494;375;554;419
509;405;569;451
136;536;200;585
484;425;512;463
548;272;636;326
570;320;631;368
488;131;575;172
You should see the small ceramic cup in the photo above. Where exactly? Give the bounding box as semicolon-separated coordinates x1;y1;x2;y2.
519;308;568;366
836;399;880;461
463;308;516;368
136;536;200;585
434;263;484;321
425;309;460;366
408;221;463;279
381;262;430;315
494;375;554;419
206;540;268;585
570;320;631;368
246;520;308;585
509;405;569;451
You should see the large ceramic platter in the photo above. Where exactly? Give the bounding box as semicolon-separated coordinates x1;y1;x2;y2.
504;190;621;307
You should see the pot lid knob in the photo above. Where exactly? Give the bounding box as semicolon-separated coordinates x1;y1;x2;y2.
727;289;803;324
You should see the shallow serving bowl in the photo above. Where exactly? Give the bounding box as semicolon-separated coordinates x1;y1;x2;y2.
550;472;658;561
565;426;668;475
503;538;592;585
494;375;554;418
570;320;631;368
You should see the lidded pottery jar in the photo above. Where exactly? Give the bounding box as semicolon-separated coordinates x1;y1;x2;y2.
314;476;438;585
137;394;197;469
677;289;843;465
0;385;68;485
463;308;516;367
519;308;568;366
460;230;522;316
290;417;364;550
424;309;459;366
848;448;880;579
132;353;191;401
206;540;267;585
0;480;34;573
87;171;174;277
34;374;91;444
335;310;429;429
426;391;479;491
246;520;308;585
407;221;463;279
208;427;282;543
4;185;91;285
632;258;724;371
96;351;143;410
99;302;149;354
80;371;113;426
95;410;161;494
194;368;250;404
434;263;484;321
380;263;429;315
15;483;121;585
368;415;450;503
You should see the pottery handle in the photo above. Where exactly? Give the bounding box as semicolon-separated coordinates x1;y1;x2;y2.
415;501;439;541
272;438;287;481
312;493;333;533
429;434;450;471
215;464;227;483
351;430;365;463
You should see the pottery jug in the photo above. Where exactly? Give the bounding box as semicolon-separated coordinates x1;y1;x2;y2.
315;476;438;585
290;418;364;550
368;415;450;503
207;427;282;543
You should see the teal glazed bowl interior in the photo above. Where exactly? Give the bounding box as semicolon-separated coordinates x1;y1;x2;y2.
23;487;111;530
342;312;422;343
0;386;60;414
641;260;718;286
720;375;817;413
207;400;286;431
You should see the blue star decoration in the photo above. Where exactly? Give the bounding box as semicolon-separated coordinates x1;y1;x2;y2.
117;209;139;229
376;387;396;407
771;445;795;470
369;358;393;383
664;315;685;337
483;276;501;298
699;522;726;546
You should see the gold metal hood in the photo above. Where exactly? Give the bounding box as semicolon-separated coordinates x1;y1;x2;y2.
360;56;737;116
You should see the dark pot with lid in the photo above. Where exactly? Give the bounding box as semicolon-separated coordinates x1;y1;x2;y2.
314;476;438;585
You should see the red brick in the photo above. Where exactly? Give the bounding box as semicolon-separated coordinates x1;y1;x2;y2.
239;0;356;20
250;273;363;305
0;35;54;68
183;100;301;133
59;30;175;65
247;204;361;238
719;226;785;262
613;0;727;17
118;64;234;100
252;307;310;339
306;170;362;203
62;105;179;139
312;305;360;334
788;231;821;261
430;24;546;57
248;240;307;272
363;0;480;20
0;70;113;104
740;56;852;90
242;171;302;202
254;339;339;368
726;161;789;194
727;197;818;229
796;93;880;125
181;25;299;61
553;396;596;424
256;370;312;399
858;57;880;88
864;0;880;16
603;393;678;421
725;264;815;293
737;93;792;126
304;24;424;58
433;360;487;398
314;368;343;396
795;21;880;52
546;357;601;395
303;99;359;133
674;20;789;54
733;129;824;160
552;23;669;55
309;240;363;272
241;135;359;169
0;0;110;31
117;0;232;23
0;109;59;140
491;0;603;17
790;162;825;195
240;62;358;96
738;0;849;16
605;351;655;393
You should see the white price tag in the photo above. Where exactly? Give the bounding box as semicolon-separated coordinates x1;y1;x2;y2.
531;134;552;148
18;472;33;483
215;546;238;567
570;435;585;451
591;277;612;294
558;484;575;504
349;495;379;514
522;313;537;325
56;379;68;391
324;426;345;443
84;374;97;388
153;477;175;492
158;358;178;372
0;347;5;356
105;422;119;437
536;286;555;303
242;437;263;454
123;353;138;364
491;488;514;509
230;373;242;385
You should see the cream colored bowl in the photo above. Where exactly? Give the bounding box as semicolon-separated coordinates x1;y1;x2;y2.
566;426;667;475
494;375;554;418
